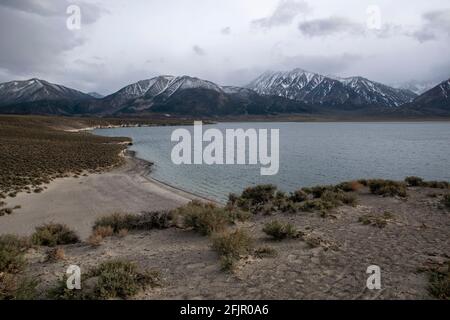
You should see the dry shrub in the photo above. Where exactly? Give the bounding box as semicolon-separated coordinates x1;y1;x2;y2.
176;201;241;236
46;247;65;262
263;220;299;240
289;189;308;203
93;211;174;234
31;223;79;247
93;213;135;233
0;235;31;274
49;260;160;300
254;246;277;258
359;211;394;228
212;229;253;271
368;180;407;197
0;273;38;300
405;176;424;187
93;226;114;238
427;261;450;300
336;181;364;192
87;234;104;247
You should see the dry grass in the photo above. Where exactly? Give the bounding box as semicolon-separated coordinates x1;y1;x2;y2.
0;117;132;196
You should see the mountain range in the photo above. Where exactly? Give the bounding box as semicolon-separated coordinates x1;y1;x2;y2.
0;69;448;117
247;69;417;108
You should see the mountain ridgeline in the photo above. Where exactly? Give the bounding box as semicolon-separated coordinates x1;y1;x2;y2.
247;69;417;108
0;70;449;117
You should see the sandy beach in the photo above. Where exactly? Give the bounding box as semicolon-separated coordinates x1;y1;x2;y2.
0;152;204;239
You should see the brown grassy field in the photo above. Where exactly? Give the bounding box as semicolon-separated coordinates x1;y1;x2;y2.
0;116;135;197
0;115;204;197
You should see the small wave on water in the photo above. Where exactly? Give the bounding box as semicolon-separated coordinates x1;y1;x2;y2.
95;122;450;203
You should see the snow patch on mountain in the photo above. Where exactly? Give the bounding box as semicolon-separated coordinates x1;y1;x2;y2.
248;69;417;107
0;78;92;106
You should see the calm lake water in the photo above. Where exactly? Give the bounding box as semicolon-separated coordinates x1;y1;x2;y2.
95;122;450;202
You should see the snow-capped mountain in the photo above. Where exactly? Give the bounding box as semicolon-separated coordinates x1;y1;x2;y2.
100;75;224;113
0;78;92;106
412;79;450;107
88;92;104;99
248;69;416;108
93;75;311;116
396;79;450;116
1;74;447;117
393;80;437;95
336;76;417;107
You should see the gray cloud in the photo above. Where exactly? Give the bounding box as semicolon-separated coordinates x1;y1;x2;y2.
412;9;450;43
0;0;104;24
0;1;448;94
192;45;206;56
298;17;364;37
252;0;310;29
0;1;105;79
279;53;363;76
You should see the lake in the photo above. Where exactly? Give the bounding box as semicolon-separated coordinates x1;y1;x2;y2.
95;122;450;202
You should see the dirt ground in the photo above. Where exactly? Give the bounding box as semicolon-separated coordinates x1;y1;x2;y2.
24;186;449;300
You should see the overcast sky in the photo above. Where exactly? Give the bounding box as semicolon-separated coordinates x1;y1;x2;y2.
0;0;449;94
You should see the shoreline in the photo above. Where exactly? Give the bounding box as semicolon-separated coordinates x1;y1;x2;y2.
125;149;220;205
0;151;207;239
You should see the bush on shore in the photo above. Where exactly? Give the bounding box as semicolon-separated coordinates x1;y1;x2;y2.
335;181;364;192
358;211;394;228
0;235;38;300
405;176;424;187
229;185;277;211
428;270;450;300
262;220;300;240
93;211;174;234
177;201;249;236
49;260;160;300
31;223;79;247
212;229;253;271
0;274;38;300
368;180;407;197
424;181;450;189
0;235;31;274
